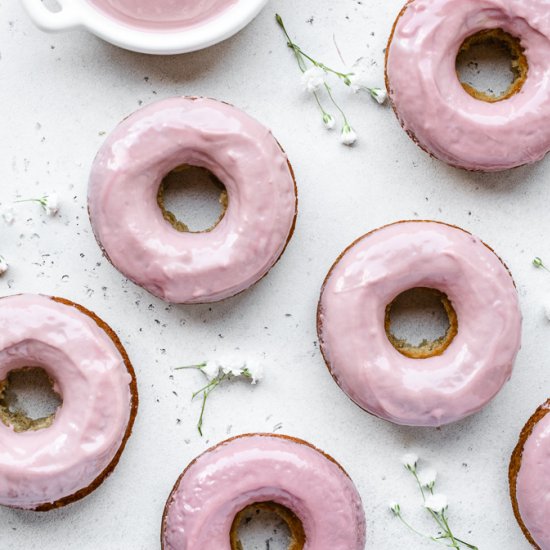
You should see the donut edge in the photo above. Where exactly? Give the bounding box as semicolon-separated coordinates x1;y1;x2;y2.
159;432;364;549
0;295;139;512
509;401;550;550
316;219;517;426
384;0;538;173
88;96;299;305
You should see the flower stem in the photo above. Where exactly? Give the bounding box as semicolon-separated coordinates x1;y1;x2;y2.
394;512;449;547
275;14;351;81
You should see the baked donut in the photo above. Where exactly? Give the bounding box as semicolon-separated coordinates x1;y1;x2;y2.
0;294;138;511
510;401;550;549
317;221;522;427
385;0;550;171
88;97;297;304
161;433;366;549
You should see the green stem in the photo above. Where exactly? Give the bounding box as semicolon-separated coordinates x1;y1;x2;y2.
275;14;352;82
174;362;207;371
395;513;449;547
323;82;349;125
441;512;460;549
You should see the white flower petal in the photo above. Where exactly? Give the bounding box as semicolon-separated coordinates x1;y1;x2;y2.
401;453;419;469
418;468;438;488
245;363;264;384
0;256;8;276
42;193;59;216
424;494;448;514
340;126;358;146
302;66;326;94
201;361;221;381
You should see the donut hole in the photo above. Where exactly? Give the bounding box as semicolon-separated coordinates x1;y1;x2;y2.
456;29;528;102
0;367;62;432
230;502;306;550
385;288;458;359
157;165;228;233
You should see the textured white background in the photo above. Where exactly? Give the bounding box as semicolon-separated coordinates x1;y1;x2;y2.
0;0;548;548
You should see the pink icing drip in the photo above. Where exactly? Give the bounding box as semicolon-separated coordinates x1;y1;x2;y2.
516;405;550;549
87;0;238;31
162;434;366;550
88;97;296;304
386;0;550;171
318;222;522;427
0;294;133;510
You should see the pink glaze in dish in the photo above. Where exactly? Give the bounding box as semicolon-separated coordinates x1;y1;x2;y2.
385;0;550;171
516;404;550;549
87;0;238;30
161;434;366;550
318;221;522;427
0;294;134;510
88;97;297;304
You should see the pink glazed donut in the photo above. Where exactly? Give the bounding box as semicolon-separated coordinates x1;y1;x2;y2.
317;221;522;427
88;97;297;304
510;401;550;549
161;434;366;550
385;0;550;171
0;294;137;510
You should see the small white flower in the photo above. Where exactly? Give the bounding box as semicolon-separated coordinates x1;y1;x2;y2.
323;113;335;130
221;362;247;377
340;124;357;146
302;66;326;93
389;502;401;516
369;87;388;105
418;468;438;489
244;363;264;384
2;208;15;226
0;256;8;276
424;493;448;514
200;361;221;381
401;453;419;470
41;193;59;216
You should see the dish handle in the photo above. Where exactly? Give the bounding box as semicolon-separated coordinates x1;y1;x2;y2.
21;0;81;31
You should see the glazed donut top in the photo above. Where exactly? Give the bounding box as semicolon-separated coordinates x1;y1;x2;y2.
88;97;297;304
386;0;550;171
515;404;550;549
162;434;366;550
88;0;237;29
318;221;522;427
0;294;133;510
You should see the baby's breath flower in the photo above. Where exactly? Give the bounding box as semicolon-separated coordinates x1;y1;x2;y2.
302;66;326;93
424;493;448;514
340;124;358;146
418;468;438;489
41;193;59;216
401;453;419;471
199;361;222;381
15;193;60;217
0;256;8;276
369;87;388;105
323;113;336;130
176;358;263;436
389;502;401;516
243;363;264;384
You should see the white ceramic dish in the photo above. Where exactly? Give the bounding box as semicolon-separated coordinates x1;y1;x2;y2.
21;0;269;55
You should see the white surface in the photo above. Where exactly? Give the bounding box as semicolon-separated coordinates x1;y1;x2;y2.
0;1;548;548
